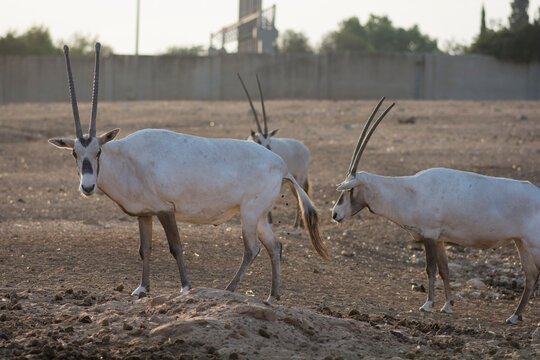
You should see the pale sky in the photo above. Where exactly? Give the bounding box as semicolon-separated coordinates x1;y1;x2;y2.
2;1;540;55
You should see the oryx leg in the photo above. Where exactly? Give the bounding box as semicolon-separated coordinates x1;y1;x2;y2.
506;238;539;324
132;216;152;296
420;238;438;312
156;211;191;293
258;216;282;302
436;241;454;314
226;212;260;292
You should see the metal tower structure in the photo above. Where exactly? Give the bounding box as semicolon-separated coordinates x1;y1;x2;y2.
209;0;278;54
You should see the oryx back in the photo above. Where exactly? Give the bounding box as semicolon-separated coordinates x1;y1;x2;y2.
375;168;540;248
98;129;287;223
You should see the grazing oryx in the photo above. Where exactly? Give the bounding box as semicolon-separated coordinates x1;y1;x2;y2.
332;97;540;324
238;73;311;228
49;43;329;302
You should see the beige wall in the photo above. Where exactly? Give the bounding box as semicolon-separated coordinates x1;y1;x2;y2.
1;52;539;104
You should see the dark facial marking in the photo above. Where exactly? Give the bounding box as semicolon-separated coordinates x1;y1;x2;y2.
82;158;93;175
79;137;92;147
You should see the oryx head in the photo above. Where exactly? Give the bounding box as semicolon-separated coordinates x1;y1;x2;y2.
332;97;395;222
48;43;119;197
238;73;278;150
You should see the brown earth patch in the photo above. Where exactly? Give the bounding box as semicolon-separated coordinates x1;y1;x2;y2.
0;100;539;358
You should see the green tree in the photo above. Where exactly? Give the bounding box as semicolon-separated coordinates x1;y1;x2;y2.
481;5;487;35
320;17;371;53
0;26;113;56
163;45;204;56
469;22;540;62
442;39;468;55
276;29;312;53
320;15;438;54
469;3;540;62
510;0;529;29
59;33;114;56
0;26;60;55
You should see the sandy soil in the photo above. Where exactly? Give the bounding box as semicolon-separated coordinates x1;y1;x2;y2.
0;99;539;359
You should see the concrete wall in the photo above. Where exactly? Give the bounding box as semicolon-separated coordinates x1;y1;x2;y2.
421;54;540;100
1;52;539;103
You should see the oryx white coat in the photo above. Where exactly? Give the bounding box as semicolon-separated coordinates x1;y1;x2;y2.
49;43;329;302
332;97;539;324
239;73;312;227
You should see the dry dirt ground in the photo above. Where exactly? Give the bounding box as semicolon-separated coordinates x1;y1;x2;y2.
1;99;539;359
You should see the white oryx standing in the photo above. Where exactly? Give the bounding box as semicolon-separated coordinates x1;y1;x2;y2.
49;43;329;302
238;73;311;228
332;97;540;324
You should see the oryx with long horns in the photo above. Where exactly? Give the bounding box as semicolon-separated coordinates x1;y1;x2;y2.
238;73;312;228
49;43;329;302
332;97;540;324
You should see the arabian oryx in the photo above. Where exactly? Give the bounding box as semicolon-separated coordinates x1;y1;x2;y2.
48;43;329;302
332;97;539;324
238;73;311;228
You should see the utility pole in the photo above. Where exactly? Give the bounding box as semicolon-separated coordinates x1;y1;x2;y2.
135;0;140;55
480;5;486;36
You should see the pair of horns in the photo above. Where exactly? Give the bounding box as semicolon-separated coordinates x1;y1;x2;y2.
237;73;268;136
346;97;395;177
64;42;101;139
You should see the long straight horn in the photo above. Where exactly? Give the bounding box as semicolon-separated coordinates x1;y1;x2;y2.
89;42;101;137
346;97;385;176
350;101;395;174
63;45;83;139
255;73;268;136
347;97;395;176
237;73;263;134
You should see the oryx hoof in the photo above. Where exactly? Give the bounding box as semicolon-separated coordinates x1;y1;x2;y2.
440;303;453;314
181;285;191;294
265;294;280;304
505;314;521;325
131;285;149;297
419;301;433;313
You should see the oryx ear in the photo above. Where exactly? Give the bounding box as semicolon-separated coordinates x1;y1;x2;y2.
336;178;361;191
269;129;279;137
250;129;256;137
48;138;75;149
99;128;120;145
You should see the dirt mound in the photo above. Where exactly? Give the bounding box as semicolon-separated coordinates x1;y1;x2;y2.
0;287;413;359
1;286;538;359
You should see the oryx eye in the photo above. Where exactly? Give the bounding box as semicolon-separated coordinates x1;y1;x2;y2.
72;150;77;159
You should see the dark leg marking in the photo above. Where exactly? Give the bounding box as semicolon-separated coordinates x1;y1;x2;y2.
157;211;191;292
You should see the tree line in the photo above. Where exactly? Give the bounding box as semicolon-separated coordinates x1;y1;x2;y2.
0;26;113;56
1;1;538;63
469;0;540;62
277;1;540;63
